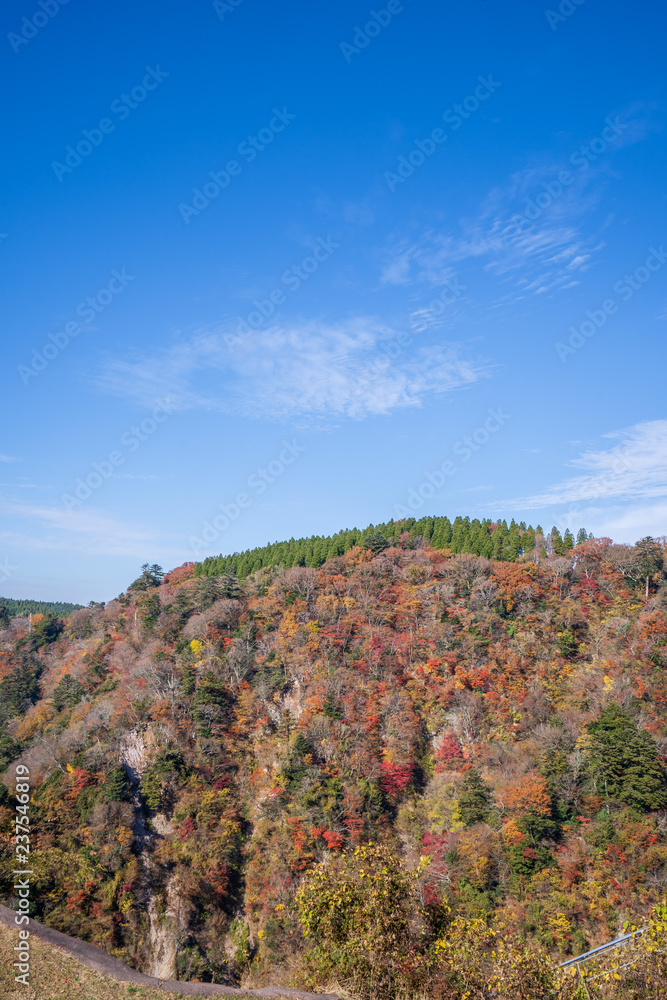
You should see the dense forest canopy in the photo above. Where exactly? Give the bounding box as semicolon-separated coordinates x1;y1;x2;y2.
195;514;590;580
0;597;83;621
1;524;667;998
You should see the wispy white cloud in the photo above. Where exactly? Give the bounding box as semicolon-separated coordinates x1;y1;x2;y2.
0;494;182;560
575;502;667;545
380;218;597;304
0;455;20;463
94;319;494;420
379;236;466;289
408;298;470;334
380;106;653;302
496;421;667;510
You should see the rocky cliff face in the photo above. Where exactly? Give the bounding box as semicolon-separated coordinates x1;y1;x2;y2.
119;728;178;979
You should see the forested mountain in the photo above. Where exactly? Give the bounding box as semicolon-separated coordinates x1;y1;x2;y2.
195;514;589;579
1;526;667;998
0;597;83;621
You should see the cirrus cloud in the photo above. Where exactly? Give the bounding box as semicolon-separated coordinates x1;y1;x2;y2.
496;420;667;511
93;318;495;420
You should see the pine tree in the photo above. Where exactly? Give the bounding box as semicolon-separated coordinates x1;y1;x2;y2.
458;768;493;826
129;563;164;591
363;531;389;555
32;612;64;648
53;673;85;713
586;704;667;811
522;527;535;555
550;527;565;556
105;767;129;802
506;522;522;561
634;536;664;597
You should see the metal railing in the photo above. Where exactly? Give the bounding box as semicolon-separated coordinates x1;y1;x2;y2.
550;926;659;997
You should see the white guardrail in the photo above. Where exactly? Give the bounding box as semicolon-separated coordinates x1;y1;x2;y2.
550;926;655;997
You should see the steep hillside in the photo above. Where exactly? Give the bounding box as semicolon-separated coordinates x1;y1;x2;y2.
1;527;667;996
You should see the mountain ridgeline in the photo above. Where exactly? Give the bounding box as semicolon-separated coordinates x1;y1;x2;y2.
0;598;83;621
195;515;588;580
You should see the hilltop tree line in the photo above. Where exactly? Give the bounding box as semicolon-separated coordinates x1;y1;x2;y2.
195;515;591;580
0;598;83;625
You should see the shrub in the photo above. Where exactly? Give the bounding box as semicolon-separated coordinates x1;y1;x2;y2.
429;916;562;999
296;842;422;999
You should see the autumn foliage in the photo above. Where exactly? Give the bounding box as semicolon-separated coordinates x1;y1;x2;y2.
0;526;666;993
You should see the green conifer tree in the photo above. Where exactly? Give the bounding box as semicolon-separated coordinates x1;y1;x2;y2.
586;704;667;811
458;768;493;826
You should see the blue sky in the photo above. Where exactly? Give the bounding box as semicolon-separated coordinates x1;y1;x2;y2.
1;0;666;602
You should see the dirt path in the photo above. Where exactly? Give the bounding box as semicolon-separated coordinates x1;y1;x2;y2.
0;905;337;999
